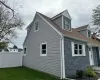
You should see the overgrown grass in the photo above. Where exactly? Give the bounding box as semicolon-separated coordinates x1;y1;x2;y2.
0;66;60;80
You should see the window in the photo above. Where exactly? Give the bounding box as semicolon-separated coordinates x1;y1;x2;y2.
64;19;70;30
40;43;47;56
24;48;26;54
34;21;39;32
71;42;85;56
88;30;91;37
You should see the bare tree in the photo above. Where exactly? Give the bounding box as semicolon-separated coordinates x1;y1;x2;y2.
92;5;100;27
0;0;14;17
0;0;24;42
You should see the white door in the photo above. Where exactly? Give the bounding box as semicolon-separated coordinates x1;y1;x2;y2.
89;48;94;65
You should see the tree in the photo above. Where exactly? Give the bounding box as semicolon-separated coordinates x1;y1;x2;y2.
0;0;14;17
92;5;100;27
0;0;24;42
0;42;8;49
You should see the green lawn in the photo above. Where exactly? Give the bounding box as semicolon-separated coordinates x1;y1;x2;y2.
0;67;60;80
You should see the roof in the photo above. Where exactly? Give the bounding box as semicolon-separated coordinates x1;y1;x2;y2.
51;9;71;20
24;11;100;47
87;38;100;47
75;25;89;31
38;12;87;41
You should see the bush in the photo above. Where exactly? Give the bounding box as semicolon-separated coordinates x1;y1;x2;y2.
85;67;97;77
76;70;84;78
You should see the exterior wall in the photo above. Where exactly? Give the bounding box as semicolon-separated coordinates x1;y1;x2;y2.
79;29;88;37
64;37;90;77
23;14;61;77
0;52;23;68
53;15;62;28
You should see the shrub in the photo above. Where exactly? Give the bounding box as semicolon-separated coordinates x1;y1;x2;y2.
85;67;97;77
76;70;84;78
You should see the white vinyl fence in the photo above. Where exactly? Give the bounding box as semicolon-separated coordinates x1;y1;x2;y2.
0;52;23;68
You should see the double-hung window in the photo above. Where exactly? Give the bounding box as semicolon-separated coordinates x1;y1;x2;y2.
64;19;70;30
34;21;39;32
71;42;85;56
40;43;47;56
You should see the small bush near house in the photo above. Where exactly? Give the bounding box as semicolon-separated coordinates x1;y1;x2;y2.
76;70;84;78
85;67;97;77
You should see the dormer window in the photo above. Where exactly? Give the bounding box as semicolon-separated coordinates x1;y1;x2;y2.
88;30;91;37
34;21;39;32
63;17;71;31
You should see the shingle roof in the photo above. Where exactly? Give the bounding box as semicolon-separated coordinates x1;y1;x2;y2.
87;38;100;47
24;12;100;47
75;25;89;31
38;12;87;41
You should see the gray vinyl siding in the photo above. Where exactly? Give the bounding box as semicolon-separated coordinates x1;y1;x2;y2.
79;29;88;37
23;14;61;77
53;15;62;28
64;37;90;77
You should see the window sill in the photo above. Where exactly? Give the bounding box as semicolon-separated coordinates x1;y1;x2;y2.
40;54;47;56
72;54;86;57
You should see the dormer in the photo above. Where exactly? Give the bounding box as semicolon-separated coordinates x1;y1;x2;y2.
75;25;91;38
51;10;72;31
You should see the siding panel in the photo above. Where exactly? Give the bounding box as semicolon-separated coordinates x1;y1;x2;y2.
23;14;61;77
64;37;90;77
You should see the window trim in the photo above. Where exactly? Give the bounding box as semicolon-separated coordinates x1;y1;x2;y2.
23;47;27;56
64;19;70;30
62;16;72;32
34;20;39;32
71;42;86;56
40;42;47;56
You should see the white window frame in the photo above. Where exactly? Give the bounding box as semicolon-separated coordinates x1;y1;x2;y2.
40;42;47;56
23;47;27;56
34;20;39;32
71;42;86;56
64;18;71;30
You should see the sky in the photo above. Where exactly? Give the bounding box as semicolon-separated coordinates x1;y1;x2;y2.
8;0;100;48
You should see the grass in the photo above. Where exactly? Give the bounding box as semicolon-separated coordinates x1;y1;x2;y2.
0;66;60;80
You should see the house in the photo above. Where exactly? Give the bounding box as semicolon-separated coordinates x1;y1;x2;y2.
23;10;100;79
0;45;23;52
8;45;18;52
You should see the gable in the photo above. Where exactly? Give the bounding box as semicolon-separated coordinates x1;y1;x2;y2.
23;12;62;46
62;10;71;20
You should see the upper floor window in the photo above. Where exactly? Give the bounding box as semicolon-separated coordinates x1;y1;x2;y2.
34;21;39;32
64;19;70;30
24;48;26;54
40;43;47;56
88;30;91;37
71;42;86;56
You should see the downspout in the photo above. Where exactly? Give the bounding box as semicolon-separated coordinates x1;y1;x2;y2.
60;36;65;79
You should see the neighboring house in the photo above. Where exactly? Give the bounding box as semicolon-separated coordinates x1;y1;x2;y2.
8;45;18;52
23;10;100;79
0;45;23;52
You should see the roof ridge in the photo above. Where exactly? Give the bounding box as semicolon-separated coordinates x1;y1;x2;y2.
51;9;68;19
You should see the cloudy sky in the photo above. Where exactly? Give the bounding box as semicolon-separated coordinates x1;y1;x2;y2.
8;0;100;48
